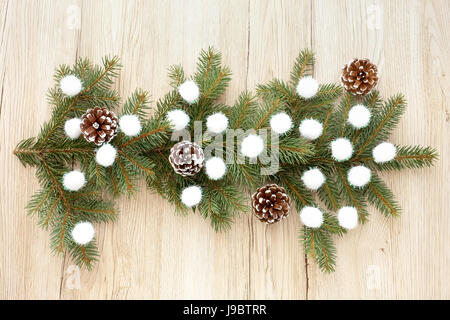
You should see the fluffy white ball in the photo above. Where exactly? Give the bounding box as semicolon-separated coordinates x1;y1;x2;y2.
71;222;95;245
181;186;202;207
296;76;319;99
270;112;292;134
372;142;397;163
348;104;371;129
206;112;228;134
119;114;141;137
60;75;82;97
178;80;200;104
62;170;86;191
299;119;323;140
64;118;82;139
299;206;324;228
301;168;325;190
205;157;226;180
337;206;358;230
241;134;264;158
347;165;371;188
330;138;353;161
166;109;190;131
96;143;117;167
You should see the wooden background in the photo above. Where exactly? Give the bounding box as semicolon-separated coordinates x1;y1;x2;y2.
0;0;449;300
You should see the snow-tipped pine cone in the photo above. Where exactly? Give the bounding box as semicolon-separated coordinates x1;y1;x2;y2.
169;141;204;176
80;107;118;145
252;184;290;224
341;58;378;95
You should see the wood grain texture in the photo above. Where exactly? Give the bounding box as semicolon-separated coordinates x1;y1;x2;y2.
0;0;448;299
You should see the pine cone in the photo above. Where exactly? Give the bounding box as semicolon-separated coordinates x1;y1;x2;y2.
341;58;378;95
252;184;290;224
169;141;204;176
80;107;118;145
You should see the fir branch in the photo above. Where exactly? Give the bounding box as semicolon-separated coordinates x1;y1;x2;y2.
366;174;401;217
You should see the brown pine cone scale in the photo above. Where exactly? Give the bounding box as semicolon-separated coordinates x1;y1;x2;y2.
252;184;290;224
80;107;118;145
169;141;204;176
341;58;378;95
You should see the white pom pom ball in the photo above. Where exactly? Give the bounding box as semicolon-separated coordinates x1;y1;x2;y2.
296;76;319;99
64;118;82;139
301;168;325;190
206;112;228;134
372;142;397;163
330;138;353;161
270;112;293;134
347;165;371;188
96;143;117;167
178;80;200;104
181;186;202;207
299;206;324;228
205;157;226;180
166;109;190;131
299;119;323;140
71;222;95;245
241;134;264;158
337;206;358;230
60;75;82;97
119;114;141;137
348;104;371;129
62;170;86;191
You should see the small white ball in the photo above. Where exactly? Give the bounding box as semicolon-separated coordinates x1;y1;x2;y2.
299;206;324;228
62;170;86;191
206;112;228;134
178;80;200;104
96;143;117;167
71;222;95;245
337;206;358;230
181;186;202;207
119;114;141;137
60;75;82;97
270;112;293;134
166;109;190;131
64;118;82;139
347;165;371;188
301;168;325;190
299;119;323;140
241;134;264;158
296;76;319;99
348;104;371;129
330;138;353;162
205;157;226;180
372;142;397;163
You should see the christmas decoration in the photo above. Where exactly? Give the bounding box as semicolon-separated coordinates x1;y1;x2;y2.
241;134;264;158
204;157;226;180
341;58;378;95
337;207;358;230
60;75;82;96
14;49;437;273
169;141;205;176
119;114;141;137
62;170;86;191
251;184;290;224
166;109;190;131
270;112;293;134
178;80;200;104
64;118;82;139
296;76;319;99
71;222;95;245
298;119;322;140
206;112;228;134
80;106;118;145
181;186;202;207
